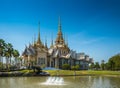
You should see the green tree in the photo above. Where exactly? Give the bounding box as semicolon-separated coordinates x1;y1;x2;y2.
0;38;19;70
7;43;13;65
94;62;100;70
104;63;110;70
4;43;13;70
89;63;95;70
0;39;6;70
17;57;23;67
12;49;20;65
101;60;105;70
108;54;120;70
4;50;10;69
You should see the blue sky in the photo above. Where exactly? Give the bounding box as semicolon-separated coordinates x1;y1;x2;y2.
0;0;120;62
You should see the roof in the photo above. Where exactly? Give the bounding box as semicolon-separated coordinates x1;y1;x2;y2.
22;45;36;56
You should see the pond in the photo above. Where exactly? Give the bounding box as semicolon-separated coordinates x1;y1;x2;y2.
0;76;120;88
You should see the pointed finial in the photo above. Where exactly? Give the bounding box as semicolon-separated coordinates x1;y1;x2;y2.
45;36;48;49
50;33;53;47
52;33;53;45
58;16;61;32
63;33;65;44
37;21;41;44
38;21;40;39
66;35;68;46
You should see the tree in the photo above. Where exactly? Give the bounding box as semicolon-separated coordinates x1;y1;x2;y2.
0;39;6;70
94;62;100;70
4;50;10;69
4;43;13;70
104;62;110;70
12;49;20;65
89;63;95;70
0;38;19;70
7;43;13;65
17;57;23;68
108;54;120;70
101;60;105;70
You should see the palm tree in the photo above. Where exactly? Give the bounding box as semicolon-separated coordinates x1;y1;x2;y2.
4;50;10;69
0;39;6;69
7;43;13;65
0;39;20;70
3;43;14;70
12;49;20;65
17;57;22;68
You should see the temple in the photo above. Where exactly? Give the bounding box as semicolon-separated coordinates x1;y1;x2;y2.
22;17;93;70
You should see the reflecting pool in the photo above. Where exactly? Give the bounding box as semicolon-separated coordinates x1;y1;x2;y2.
0;76;120;88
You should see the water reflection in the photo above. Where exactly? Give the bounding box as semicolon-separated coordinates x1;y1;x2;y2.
41;77;65;85
0;76;120;88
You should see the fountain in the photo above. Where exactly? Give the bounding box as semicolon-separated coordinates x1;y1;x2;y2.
41;77;65;85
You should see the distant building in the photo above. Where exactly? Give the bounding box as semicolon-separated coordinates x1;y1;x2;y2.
22;17;93;70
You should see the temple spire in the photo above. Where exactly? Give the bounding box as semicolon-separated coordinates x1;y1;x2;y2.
58;16;61;32
50;33;53;48
55;16;64;44
45;36;48;49
37;21;42;45
66;35;68;46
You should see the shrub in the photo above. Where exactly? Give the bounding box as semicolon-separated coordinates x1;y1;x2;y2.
62;64;70;70
75;65;80;70
71;66;76;70
71;65;80;70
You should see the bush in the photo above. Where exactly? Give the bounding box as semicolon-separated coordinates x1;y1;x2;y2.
10;65;18;71
71;65;80;70
62;64;70;70
71;66;76;70
75;65;80;70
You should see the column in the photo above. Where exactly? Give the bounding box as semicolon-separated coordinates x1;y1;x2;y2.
55;58;58;68
45;56;47;67
50;58;51;67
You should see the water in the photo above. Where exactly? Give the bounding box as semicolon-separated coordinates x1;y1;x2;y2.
41;77;64;85
0;76;120;88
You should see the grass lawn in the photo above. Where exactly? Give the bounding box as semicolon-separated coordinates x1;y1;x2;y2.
1;69;120;77
44;70;120;76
